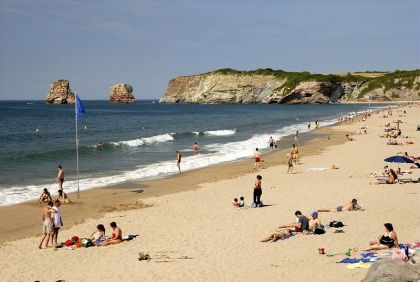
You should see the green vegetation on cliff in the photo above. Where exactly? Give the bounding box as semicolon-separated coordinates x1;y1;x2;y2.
203;68;420;99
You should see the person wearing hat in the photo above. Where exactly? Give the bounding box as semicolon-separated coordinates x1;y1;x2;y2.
309;211;322;230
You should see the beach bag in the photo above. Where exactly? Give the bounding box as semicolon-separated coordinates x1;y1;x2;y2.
329;221;344;228
392;248;408;262
314;225;325;235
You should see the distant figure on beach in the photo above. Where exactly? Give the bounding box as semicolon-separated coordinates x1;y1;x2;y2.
99;222;122;246
254;148;262;169
232;198;240;208
91;224;106;246
287;155;294;174
193;142;199;153
253;175;263;207
239;196;245;207
176;150;182;173
358;223;398;251
345;134;354;141
370;169;398;185
318;199;361;212
315;120;319;130
290;144;299;164
50;200;63;246
57;165;64;191
268;136;275;151
56;190;71;204
264;211;309;240
39;201;54;249
294;131;299;145
96;141;104;148
308;122;311;130
39;188;52;203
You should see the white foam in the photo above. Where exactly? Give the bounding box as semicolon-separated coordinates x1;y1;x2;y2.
111;133;174;147
0;106;391;206
204;129;236;136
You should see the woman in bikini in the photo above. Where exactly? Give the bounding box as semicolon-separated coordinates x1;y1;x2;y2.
99;222;122;246
359;223;398;251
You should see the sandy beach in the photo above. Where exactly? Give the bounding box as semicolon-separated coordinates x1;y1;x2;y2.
0;104;419;282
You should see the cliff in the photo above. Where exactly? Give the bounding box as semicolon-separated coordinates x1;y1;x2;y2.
160;69;420;104
110;84;136;103
46;80;75;104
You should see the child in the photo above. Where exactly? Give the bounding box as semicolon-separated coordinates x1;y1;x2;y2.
239;197;245;207
232;198;240;208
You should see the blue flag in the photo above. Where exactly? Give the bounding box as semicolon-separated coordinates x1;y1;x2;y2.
76;95;86;118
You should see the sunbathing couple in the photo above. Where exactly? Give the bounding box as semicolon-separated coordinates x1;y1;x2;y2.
91;222;123;246
370;169;398;185
261;211;322;242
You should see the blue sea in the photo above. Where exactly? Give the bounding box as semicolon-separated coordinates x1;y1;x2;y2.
0;101;388;206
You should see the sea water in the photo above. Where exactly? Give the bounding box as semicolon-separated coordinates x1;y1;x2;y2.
0;101;389;206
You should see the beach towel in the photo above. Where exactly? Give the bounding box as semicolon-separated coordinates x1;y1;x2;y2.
346;262;371;269
306;168;328;172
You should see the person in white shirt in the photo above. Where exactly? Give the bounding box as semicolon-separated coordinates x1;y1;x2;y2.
51;200;63;246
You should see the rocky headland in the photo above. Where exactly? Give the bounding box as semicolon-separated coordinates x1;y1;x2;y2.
45;80;75;104
159;69;420;104
110;84;136;103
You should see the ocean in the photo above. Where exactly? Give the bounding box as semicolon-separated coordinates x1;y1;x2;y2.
0;100;389;206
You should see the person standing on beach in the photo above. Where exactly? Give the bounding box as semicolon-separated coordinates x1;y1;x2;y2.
294;131;299;145
308;122;311;130
39;201;54;249
268;136;275;151
193;142;199;153
57;165;64;191
315;120;319;130
290;144;299;164
50;200;63;246
176;150;182;173
253;175;263;207
287;155;294;174
254;148;262;170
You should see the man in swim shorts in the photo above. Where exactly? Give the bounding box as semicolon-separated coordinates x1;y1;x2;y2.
57;165;64;191
268;137;274;151
39;201;54;249
277;210;309;233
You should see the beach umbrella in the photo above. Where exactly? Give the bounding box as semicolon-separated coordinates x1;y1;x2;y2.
384;155;414;169
384;156;414;164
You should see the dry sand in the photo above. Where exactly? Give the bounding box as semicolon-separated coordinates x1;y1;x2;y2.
0;104;419;282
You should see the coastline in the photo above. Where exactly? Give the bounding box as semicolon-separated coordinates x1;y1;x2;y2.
0;104;419;281
0;124;348;244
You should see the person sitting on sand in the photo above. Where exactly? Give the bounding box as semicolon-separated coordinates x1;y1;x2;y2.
345;134;354;141
239;196;245;208
309;211;322;230
232;198;240;208
370;169;398;185
39;188;52;203
56;190;71;204
91;224;106;246
277;210;309;233
358;223;398;251
318;199;362;212
99;222;122;246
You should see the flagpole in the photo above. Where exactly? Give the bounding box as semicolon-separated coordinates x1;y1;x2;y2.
75;94;80;199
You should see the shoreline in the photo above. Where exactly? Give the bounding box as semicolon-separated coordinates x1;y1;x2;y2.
0;122;350;244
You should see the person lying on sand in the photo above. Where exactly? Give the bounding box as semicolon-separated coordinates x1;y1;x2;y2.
99;222;122;246
370;169;398;185
318;199;361;212
345;134;354;141
91;224;106;246
356;223;398;251
261;228;293;242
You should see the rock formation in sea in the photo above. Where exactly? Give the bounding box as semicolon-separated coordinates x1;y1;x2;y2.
159;69;420;104
45;80;75;104
110;84;136;103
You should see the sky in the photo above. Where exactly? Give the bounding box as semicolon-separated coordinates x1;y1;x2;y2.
0;0;419;100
